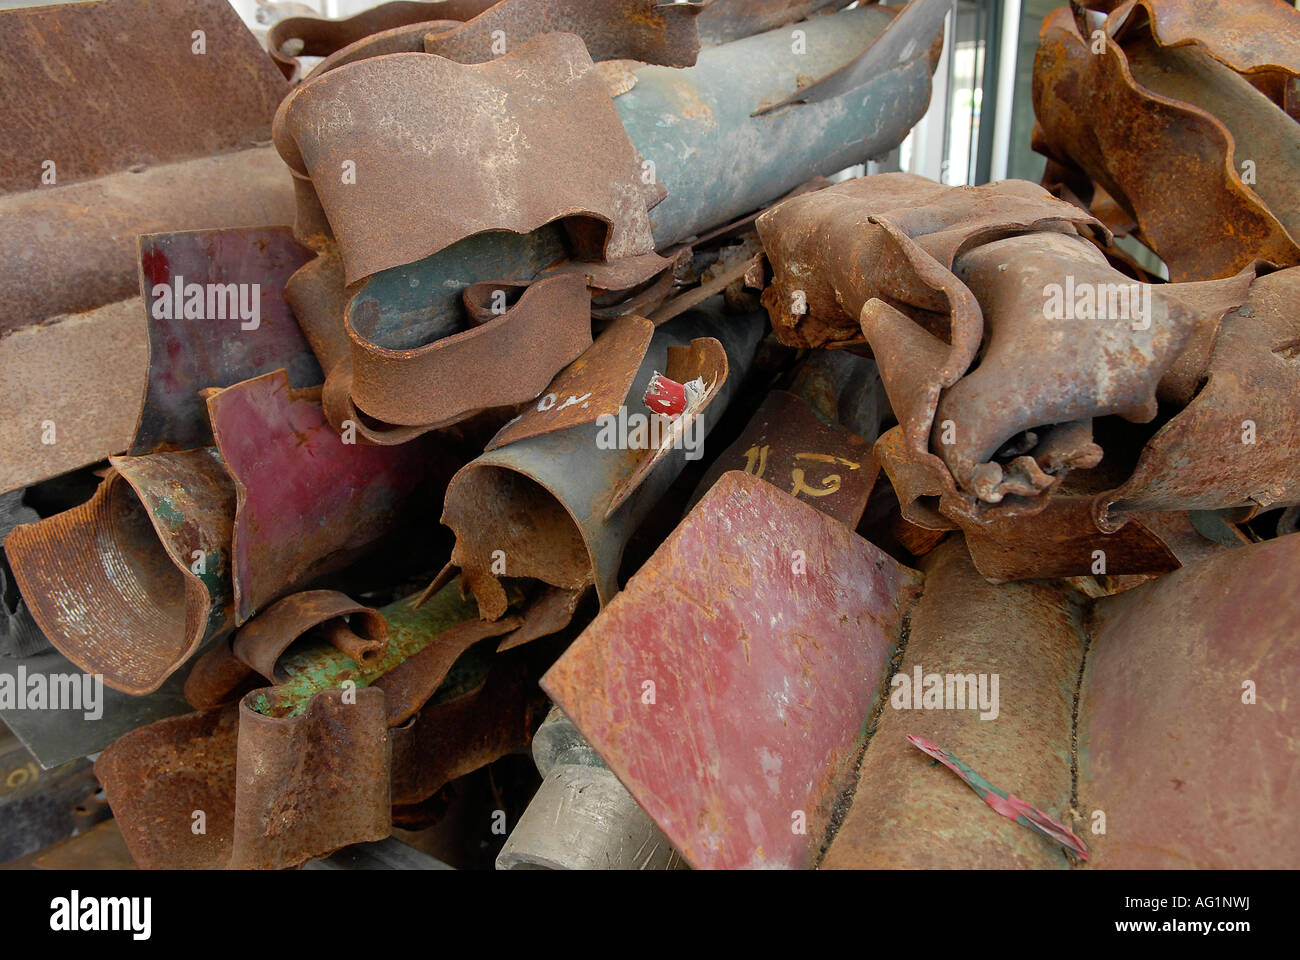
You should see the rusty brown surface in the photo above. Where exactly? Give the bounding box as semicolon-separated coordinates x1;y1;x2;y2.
688;389;878;529
0;0;286;194
422;0;703;67
5;448;237;695
543;471;923;869
232;590;389;684
230;688;391;869
347;273;593;433
1096;266;1300;528
267;0;497;78
306;20;462;78
1032;5;1300;281
1079;531;1300;868
95;703;241;870
273;33;656;285
824;538;1086;868
487;316;655;451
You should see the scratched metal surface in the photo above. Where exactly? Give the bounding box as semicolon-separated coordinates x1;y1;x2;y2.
543;471;923;869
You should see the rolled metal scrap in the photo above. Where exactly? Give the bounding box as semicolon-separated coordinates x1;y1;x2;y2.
542;471;924;870
131;227;323;455
1078;530;1300;868
497;707;685;870
302;19;464;79
1032;5;1300;281
441;303;765;613
5;448;236;696
1094;266;1300;528
229;687;392;870
0;0;295;494
934;232;1254;504
272;33;657;286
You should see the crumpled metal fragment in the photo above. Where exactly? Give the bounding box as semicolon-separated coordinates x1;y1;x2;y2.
1033;3;1300;281
1095;266;1300;528
542;471;924;869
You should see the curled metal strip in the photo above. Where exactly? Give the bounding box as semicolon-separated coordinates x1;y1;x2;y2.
232;590;389;684
5;448;235;695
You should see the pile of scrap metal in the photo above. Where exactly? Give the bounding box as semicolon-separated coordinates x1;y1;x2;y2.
0;0;1295;871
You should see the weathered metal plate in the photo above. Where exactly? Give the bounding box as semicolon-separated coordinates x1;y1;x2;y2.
689;390;877;529
132;228;322;455
486;316;655;451
205;369;430;623
1079;532;1300;868
0;0;286;193
1096;266;1300;527
542;471;923;869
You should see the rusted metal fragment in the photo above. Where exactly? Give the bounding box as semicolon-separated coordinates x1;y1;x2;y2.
230;688;390;870
5;448;236;695
824;538;1085;869
1033;7;1300;280
1096;270;1300;529
689;390;877;529
373;616;521;726
94;704;240;869
1079;532;1300;868
0;301;148;495
935;233;1253;504
486;317;655;451
184;638;261;711
496;583;591;652
232;591;388;684
274;34;656;285
422;1;703;67
307;20;461;79
389;645;549;807
649;244;764;326
786;348;891;444
1115;0;1300;84
206;370;430;622
268;0;497;79
961;496;1179;583
753;0;940;115
543;471;922;869
0;0;286;193
347;272;593;432
131;228;322;455
907;735;1089;860
442;305;764;611
759;173;1096;349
